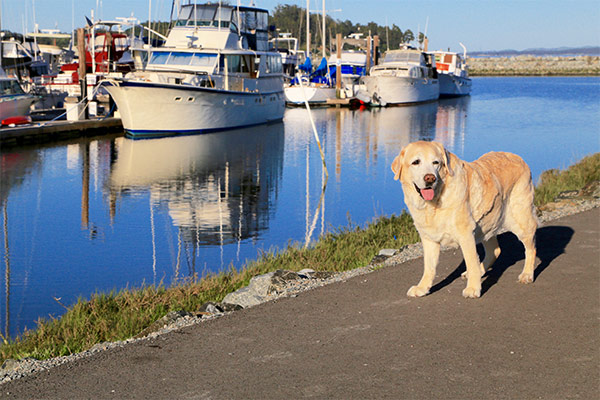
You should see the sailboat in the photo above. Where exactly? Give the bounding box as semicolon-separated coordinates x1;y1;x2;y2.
283;0;336;105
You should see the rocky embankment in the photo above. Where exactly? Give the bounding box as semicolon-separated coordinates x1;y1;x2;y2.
468;55;600;76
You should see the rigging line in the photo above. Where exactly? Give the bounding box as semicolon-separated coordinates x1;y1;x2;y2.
3;201;11;341
296;71;328;178
150;196;157;285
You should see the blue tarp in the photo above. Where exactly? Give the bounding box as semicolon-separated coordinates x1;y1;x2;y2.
312;57;328;77
298;57;312;73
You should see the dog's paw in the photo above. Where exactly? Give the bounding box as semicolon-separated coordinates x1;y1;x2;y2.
462;286;481;298
518;272;534;284
407;285;429;297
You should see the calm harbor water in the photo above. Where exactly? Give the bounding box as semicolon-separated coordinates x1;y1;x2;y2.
1;76;599;339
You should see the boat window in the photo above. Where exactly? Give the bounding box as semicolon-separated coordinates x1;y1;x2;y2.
243;11;257;31
0;80;25;95
190;53;217;67
167;52;193;65
194;5;217;22
149;52;170;64
177;5;193;21
265;55;282;73
444;54;453;64
215;6;233;22
384;51;422;64
226;55;241;73
257;11;268;30
114;36;128;52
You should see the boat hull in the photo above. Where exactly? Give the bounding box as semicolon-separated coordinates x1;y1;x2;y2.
0;94;36;121
438;74;472;97
284;85;336;105
104;82;285;139
363;76;439;105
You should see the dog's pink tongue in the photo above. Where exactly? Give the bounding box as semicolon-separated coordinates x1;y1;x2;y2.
420;188;435;201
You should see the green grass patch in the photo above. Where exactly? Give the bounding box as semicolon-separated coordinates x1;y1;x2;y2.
534;153;600;206
2;153;598;363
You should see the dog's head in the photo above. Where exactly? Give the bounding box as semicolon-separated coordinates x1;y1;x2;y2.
391;141;454;201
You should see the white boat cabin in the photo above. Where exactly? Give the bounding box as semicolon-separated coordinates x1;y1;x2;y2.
135;3;283;92
165;3;270;51
371;50;437;79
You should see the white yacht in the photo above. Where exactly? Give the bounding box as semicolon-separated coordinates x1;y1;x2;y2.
0;67;37;123
429;44;472;97
103;2;285;138
270;33;301;79
361;46;439;105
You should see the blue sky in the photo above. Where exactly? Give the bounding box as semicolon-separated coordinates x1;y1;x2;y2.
2;0;599;52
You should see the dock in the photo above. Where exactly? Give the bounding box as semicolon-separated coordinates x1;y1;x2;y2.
0;118;123;148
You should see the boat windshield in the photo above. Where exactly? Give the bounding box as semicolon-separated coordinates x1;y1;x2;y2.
175;4;235;29
149;51;217;67
384;51;422;64
0;79;25;95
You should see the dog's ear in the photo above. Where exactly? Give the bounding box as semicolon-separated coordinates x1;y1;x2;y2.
443;148;454;176
391;148;406;181
433;142;454;177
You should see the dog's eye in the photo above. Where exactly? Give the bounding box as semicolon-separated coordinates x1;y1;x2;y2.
411;159;420;166
432;160;440;165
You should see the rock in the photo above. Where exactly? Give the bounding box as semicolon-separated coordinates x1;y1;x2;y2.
556;190;580;200
89;342;112;352
579;180;600;198
312;271;335;280
378;248;399;257
222;285;264;308
198;302;222;315
270;270;302;294
222;272;274;308
1;359;20;372
197;302;243;315
134;310;194;338
298;268;316;278
369;255;389;265
219;303;243;312
0;358;36;373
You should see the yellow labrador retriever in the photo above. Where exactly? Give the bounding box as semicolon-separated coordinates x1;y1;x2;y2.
391;141;537;298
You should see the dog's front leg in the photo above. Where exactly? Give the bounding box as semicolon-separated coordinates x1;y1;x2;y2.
407;237;440;297
459;234;482;298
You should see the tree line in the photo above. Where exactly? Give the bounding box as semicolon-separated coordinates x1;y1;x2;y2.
268;4;417;53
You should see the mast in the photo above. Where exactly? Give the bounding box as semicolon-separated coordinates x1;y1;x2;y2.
321;0;325;58
306;0;310;59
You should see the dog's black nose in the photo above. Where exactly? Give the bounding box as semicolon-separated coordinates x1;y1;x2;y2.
424;174;436;184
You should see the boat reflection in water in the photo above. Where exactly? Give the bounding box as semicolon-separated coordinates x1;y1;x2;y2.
108;123;284;268
434;96;471;152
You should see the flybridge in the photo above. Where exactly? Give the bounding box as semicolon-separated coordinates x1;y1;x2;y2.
167;3;270;51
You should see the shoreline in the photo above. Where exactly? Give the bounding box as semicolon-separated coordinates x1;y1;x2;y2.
2;193;598;384
468;55;600;76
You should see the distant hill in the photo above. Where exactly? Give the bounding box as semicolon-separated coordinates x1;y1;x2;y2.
470;46;600;57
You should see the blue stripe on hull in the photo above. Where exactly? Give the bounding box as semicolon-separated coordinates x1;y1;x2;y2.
124;118;284;140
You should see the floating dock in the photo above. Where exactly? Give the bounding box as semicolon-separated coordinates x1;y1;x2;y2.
0;118;123;148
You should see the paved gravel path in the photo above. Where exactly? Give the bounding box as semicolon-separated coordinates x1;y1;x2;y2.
1;206;598;399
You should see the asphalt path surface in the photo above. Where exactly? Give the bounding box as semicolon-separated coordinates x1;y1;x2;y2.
2;208;599;399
